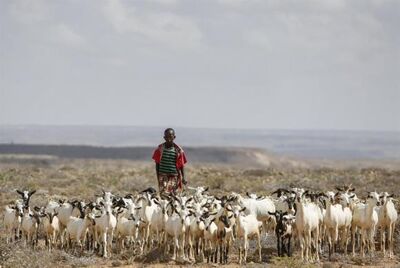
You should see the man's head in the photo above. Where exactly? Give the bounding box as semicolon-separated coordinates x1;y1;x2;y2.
164;128;176;144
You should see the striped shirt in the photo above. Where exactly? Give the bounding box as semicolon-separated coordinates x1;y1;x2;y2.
159;145;178;174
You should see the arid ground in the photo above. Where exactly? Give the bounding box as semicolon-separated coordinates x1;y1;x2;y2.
1;156;400;267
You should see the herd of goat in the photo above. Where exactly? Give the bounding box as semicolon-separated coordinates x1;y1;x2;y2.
2;185;399;264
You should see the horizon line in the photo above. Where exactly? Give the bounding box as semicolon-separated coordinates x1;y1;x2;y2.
1;123;399;134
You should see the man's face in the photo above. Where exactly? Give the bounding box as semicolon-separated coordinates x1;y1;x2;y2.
164;130;175;143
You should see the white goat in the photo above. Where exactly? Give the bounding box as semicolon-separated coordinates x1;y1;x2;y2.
164;203;191;261
202;212;219;263
323;192;351;259
230;192;275;235
376;192;398;258
94;201;117;257
231;205;262;264
4;201;24;243
21;207;41;248
351;191;379;257
295;193;320;262
115;211;143;252
66;213;96;252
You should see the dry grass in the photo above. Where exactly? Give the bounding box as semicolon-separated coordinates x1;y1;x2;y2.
1;157;400;267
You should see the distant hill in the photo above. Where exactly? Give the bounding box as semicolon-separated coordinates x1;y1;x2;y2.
0;143;299;167
1;125;399;160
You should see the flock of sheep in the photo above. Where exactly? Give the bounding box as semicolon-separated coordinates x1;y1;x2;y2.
3;185;399;264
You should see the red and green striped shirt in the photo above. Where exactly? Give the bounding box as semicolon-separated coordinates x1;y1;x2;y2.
158;145;178;174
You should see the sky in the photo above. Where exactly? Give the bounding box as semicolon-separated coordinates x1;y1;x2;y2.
0;0;399;131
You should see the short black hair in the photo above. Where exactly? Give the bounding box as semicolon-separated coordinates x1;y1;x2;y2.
164;128;175;136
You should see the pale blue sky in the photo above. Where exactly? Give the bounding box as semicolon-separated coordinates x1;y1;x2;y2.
1;0;399;131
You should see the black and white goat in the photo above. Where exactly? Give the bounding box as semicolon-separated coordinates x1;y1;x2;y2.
268;210;295;257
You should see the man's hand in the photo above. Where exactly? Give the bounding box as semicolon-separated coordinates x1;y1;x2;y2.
182;178;188;185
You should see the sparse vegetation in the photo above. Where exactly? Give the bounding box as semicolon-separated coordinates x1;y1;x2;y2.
1;157;400;267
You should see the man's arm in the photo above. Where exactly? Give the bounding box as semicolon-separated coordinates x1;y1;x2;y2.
156;163;160;179
180;167;187;185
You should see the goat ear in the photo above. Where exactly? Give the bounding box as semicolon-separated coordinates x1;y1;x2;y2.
270;190;278;196
29;190;36;196
349;188;355;192
335;187;343;192
268;211;276;216
240;207;246;212
153;199;160;205
389;194;395;198
186;197;193;204
203;187;209;192
246;192;251;198
33;206;41;212
16;190;24;196
349;194;355;198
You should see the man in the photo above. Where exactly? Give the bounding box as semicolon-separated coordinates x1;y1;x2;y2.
152;128;187;193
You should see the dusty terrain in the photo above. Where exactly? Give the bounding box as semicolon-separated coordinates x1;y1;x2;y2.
1;156;400;267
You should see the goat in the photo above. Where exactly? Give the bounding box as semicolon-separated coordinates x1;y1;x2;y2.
94;200;117;257
216;214;235;263
376;192;398;258
295;193;320;262
230;192;275;236
268;211;295;257
115;211;144;252
66;212;96;252
231;205;262;264
16;189;36;207
323;192;350;259
4;201;24;243
164;203;191;261
21;207;41;248
351;191;379;257
42;210;60;251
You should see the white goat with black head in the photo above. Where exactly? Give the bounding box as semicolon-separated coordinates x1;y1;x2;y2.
16;189;36;208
